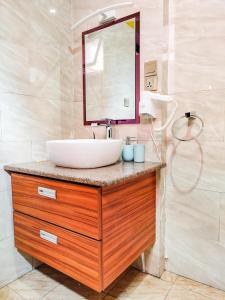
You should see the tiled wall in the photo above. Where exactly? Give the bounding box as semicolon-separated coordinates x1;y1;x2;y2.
165;0;225;291
0;0;72;287
69;0;168;277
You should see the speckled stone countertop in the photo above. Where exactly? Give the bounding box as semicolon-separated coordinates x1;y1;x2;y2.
4;161;166;187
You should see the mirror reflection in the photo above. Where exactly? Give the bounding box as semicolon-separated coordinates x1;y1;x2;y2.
83;13;140;124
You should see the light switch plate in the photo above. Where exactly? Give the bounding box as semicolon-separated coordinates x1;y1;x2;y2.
144;61;157;77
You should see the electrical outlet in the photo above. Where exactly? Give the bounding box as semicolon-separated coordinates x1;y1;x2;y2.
145;75;158;91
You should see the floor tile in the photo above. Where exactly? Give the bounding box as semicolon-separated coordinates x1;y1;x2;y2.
166;285;211;300
175;276;225;300
0;286;24;300
108;268;172;300
44;277;105;300
8;267;61;299
161;271;178;283
37;264;68;284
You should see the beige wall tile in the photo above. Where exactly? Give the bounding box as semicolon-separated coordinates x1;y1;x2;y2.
166;185;220;242
168;0;225;94
0;191;13;241
168;58;225;95
31;140;48;162
0;141;32;165
168;90;225;142
170;0;225;19
0;0;31;44
167;140;225;193
219;194;225;246
0;41;29;94
61;100;76;138
166;222;225;291
0;238;33;288
1;93;62;142
0;165;11;192
30;0;71;46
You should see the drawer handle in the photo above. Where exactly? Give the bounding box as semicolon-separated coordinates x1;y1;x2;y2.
38;187;56;199
40;230;58;244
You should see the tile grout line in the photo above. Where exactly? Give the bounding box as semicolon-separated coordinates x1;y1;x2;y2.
191;290;214;300
7;268;64;300
166;183;225;195
164;274;180;300
164;282;175;300
218;192;223;242
38;268;71;300
172;275;222;300
6;285;26;300
163;275;213;300
40;281;62;299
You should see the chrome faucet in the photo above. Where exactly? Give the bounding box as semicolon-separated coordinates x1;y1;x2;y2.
90;119;113;139
105;119;113;139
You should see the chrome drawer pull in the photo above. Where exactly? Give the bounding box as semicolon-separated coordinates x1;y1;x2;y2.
38;187;56;199
40;230;58;244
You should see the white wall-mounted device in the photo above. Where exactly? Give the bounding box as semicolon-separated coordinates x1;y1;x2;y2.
139;91;178;131
99;10;116;24
71;2;134;30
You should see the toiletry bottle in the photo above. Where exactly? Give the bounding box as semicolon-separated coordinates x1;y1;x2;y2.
122;136;135;162
134;143;145;163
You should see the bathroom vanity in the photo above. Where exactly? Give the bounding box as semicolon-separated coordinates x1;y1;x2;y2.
5;161;164;292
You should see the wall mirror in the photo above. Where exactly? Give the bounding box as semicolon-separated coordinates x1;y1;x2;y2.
82;12;140;125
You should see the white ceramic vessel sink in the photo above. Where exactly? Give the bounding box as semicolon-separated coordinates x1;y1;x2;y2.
47;139;123;169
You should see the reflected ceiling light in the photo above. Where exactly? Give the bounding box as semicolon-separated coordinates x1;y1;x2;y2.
49;8;56;15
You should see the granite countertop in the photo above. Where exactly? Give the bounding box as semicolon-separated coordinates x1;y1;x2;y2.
4;161;166;187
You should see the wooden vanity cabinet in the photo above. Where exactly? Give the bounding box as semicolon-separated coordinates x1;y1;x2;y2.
11;172;156;292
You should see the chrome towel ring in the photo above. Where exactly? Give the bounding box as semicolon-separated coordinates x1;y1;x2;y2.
171;112;204;141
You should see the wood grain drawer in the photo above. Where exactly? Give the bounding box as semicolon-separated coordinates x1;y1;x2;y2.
12;173;101;240
14;212;102;291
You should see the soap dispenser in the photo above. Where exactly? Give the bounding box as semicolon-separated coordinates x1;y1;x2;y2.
122;136;135;162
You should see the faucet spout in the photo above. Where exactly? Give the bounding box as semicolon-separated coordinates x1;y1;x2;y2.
106;124;112;139
105;118;112;140
105;119;113;139
91;119;113;139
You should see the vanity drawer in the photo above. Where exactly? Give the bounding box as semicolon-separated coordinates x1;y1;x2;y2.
12;173;101;240
14;212;102;291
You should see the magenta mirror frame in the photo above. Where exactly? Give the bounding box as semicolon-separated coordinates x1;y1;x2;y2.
82;12;140;126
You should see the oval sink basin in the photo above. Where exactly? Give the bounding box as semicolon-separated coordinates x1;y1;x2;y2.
47;139;123;169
